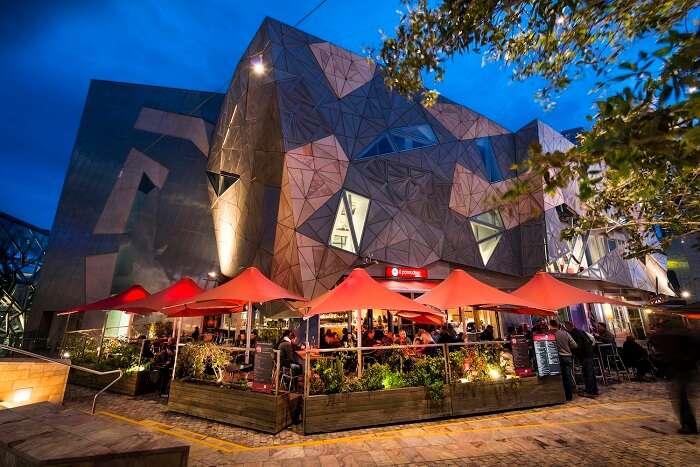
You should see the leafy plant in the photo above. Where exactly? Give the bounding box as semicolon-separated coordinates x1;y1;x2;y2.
177;342;229;382
361;363;391;391
405;355;446;401
311;355;346;394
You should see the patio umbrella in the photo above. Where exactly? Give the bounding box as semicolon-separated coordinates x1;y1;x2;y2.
57;284;150;316
305;268;443;354
118;277;204;315
512;271;632;312
56;284;151;354
187;267;305;363
415;269;554;329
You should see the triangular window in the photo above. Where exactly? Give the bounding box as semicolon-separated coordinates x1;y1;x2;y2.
475;137;504;183
207;170;240;196
358;124;437;158
329;190;370;254
469;209;504;265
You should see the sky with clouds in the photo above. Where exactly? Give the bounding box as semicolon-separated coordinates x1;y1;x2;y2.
0;0;600;229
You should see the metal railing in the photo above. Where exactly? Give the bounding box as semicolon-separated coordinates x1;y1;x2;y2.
0;343;123;415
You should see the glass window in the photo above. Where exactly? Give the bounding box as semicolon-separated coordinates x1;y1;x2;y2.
586;234;608;265
329;191;370;254
206;170;239;196
469;209;504;265
475;137;504;183
358;124;437;158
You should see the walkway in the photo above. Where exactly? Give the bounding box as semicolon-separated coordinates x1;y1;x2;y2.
63;381;699;466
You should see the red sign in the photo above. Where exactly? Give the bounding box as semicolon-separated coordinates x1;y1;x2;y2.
385;266;428;280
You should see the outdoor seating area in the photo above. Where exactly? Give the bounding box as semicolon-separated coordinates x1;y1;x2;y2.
55;265;645;435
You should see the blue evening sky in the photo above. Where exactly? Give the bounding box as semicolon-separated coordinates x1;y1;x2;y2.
0;0;600;229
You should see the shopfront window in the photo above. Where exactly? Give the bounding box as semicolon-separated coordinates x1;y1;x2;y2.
329;190;370;254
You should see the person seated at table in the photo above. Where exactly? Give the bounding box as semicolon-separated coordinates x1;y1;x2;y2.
479;325;495;341
191;326;200;341
363;328;381;346
340;328;355;347
437;324;456;344
279;330;301;376
382;331;395;346
235;330;247;347
595;322;616;345
395;329;410;345
250;329;258;348
622;335;653;381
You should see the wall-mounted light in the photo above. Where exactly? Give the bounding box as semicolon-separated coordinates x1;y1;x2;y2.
12;388;32;403
251;55;265;75
62;351;70;359
681;290;691;299
208;271;218;278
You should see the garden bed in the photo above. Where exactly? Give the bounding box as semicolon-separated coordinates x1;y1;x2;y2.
303;386;451;434
67;368;155;396
168;379;301;434
449;375;565;416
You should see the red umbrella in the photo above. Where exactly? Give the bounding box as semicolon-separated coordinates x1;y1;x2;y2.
119;277;204;315
187;267;304;308
415;269;553;315
512;272;632;311
57;285;150;316
305;268;439;318
166;303;244;318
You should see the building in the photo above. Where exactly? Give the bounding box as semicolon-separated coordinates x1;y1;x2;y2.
27;18;673;346
560;127;584;146
0;212;49;346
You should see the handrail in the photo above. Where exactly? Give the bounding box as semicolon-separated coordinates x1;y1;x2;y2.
0;343;123;415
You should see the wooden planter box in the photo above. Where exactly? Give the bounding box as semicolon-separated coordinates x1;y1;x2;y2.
450;375;565;417
168;379;301;434
304;386;451;434
68;368;155;396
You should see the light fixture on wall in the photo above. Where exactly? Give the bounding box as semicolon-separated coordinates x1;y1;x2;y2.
681;290;691;299
208;271;218;278
251;55;265;75
12;388;32;404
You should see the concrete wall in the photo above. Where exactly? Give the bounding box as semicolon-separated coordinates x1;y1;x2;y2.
0;359;69;407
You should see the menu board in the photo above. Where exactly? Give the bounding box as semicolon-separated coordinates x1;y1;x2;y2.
252;343;274;393
510;336;533;377
533;333;561;376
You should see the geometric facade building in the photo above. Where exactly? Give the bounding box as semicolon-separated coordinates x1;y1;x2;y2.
28;19;673;344
206;18;673;300
26;81;223;345
0;212;49;346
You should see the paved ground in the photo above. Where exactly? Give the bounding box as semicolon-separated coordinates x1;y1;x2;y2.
64;381;699;466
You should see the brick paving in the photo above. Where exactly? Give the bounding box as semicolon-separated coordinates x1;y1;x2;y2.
63;381;699;466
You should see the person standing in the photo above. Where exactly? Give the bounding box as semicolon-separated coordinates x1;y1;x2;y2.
550;320;578;401
649;320;699;434
564;321;599;397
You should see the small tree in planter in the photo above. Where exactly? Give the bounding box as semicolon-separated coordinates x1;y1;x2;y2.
176;343;229;383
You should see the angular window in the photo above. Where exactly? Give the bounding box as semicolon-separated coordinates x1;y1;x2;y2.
329;190;370;254
207;170;240;196
469;209;504;265
474;138;504;183
358;124;437;158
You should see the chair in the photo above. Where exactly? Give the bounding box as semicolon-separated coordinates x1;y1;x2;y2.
605;346;631;383
280;367;302;392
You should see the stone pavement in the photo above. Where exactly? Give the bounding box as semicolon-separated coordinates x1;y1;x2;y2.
63;381;699;466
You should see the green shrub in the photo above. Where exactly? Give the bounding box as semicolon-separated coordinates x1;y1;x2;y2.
176;342;229;382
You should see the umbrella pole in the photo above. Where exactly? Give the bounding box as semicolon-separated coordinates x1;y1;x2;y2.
60;314;71;355
172;317;181;381
356;309;362;377
228;313;232;340
245;301;253;364
305;317;310;348
459;306;465;340
96;312;108;361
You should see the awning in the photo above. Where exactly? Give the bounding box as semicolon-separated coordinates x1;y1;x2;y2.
512;271;633;311
120;277;203;315
415;269;553;315
57;285;150;316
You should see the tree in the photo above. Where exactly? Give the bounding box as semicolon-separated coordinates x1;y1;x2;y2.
379;0;699;258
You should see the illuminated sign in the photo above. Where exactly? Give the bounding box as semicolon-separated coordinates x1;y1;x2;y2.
385;266;428;280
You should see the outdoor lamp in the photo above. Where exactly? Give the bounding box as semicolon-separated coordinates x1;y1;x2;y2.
251;55;265;75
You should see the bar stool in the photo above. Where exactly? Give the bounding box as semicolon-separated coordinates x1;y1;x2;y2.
605;346;631;383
